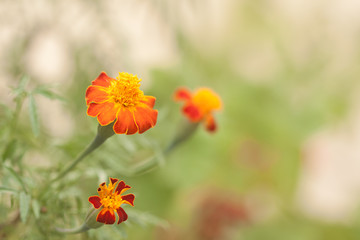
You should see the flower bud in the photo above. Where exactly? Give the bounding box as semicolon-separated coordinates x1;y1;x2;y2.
84;207;104;229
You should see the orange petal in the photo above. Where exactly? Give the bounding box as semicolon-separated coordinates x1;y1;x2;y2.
96;208;116;224
87;101;114;119
116;207;128;224
88;196;102;209
122;194;135;206
113;109;138;135
183;102;202;122
85;85;108;105
92;72;112;87
133;106;158;134
174;87;192;101
205;114;217;132
140;96;156;108
97;103;119;126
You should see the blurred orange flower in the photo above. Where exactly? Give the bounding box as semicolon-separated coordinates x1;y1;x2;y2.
88;178;135;224
174;87;222;132
86;72;158;134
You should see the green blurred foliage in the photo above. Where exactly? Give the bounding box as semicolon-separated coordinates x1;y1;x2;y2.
1;0;360;240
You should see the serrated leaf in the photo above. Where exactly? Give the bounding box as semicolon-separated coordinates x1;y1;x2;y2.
19;191;31;222
5;166;27;192
33;87;66;102
2;139;17;161
28;94;39;136
32;199;40;219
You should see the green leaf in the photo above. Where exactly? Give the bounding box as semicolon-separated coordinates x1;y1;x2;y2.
19;75;30;90
5;166;27;192
33;87;66;102
12;75;29;97
28;94;39;136
19;191;31;222
0;186;18;193
2;139;17;161
32;199;40;219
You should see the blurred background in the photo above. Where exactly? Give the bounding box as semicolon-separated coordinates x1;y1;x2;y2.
1;0;360;239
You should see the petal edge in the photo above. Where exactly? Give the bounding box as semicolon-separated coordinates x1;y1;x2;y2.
88;196;102;209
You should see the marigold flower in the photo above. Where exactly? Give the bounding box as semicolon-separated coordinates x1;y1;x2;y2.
174;87;222;132
88;178;135;224
86;72;158;135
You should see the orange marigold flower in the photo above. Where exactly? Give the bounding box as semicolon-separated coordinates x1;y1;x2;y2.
174;87;222;132
86;72;158;135
88;178;135;225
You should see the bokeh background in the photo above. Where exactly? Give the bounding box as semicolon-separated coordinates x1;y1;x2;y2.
2;0;360;239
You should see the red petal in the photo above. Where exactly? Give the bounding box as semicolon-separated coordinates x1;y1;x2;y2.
122;194;135;206
174;88;192;101
92;72;112;87
85;85;108;105
140;96;156;108
97;208;116;224
115;181;131;195
133;106;158;134
116;207;128;224
205;114;217;132
110;178;118;185
88;196;102;209
97;103;119;126
183;103;202;122
113;109;138;135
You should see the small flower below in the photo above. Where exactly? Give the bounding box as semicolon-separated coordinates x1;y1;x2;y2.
88;178;135;224
86;72;158;135
174;87;222;132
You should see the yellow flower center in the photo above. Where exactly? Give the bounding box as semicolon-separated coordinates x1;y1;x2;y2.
193;88;222;114
107;72;144;107
100;193;123;209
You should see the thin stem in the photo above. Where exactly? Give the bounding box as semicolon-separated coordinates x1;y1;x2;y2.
50;134;106;184
129;122;199;175
164;122;199;154
39;124;115;199
50;123;115;184
54;223;90;234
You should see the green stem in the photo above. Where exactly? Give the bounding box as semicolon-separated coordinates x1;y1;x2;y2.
39;124;115;198
164;122;199;154
129;122;199;175
50;123;115;183
50;134;106;184
54;223;90;234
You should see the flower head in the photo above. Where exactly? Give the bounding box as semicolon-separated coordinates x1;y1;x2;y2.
88;178;135;224
174;87;222;132
86;72;158;134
